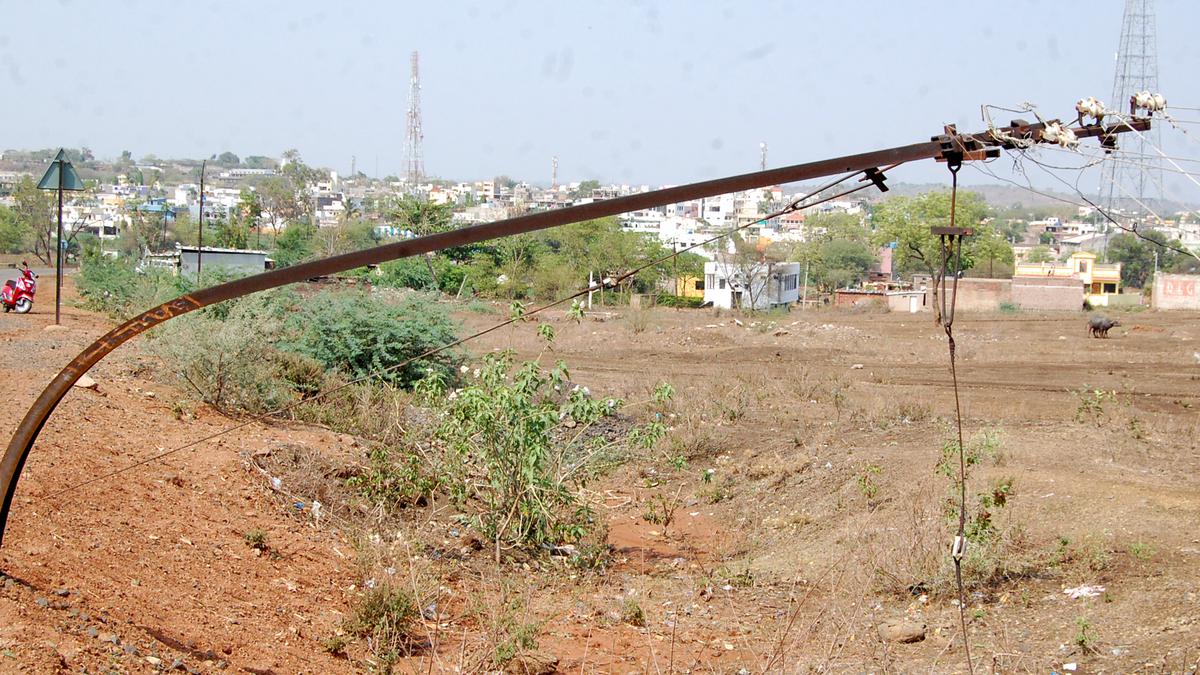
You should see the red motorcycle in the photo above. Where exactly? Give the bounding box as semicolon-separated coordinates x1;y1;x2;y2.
2;263;37;314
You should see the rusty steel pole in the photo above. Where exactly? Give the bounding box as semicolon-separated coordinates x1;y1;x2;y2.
0;117;1151;546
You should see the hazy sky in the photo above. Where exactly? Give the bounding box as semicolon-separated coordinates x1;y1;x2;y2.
3;0;1199;201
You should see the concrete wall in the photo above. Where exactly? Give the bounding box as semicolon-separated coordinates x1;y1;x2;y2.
1011;275;1082;311
180;250;267;277
928;278;1012;312
1152;273;1200;310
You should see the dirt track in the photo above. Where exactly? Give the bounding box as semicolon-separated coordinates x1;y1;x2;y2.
1;283;1198;672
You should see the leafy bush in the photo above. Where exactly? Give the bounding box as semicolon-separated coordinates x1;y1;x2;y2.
655;294;705;308
414;351;626;556
344;584;420;663
152;288;461;415
76;255;143;316
283;290;461;388
151;292;302;413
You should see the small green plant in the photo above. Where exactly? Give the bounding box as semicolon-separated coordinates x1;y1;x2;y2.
1073;616;1094;650
347;445;439;510
566;299;586;322
1127;416;1146;440
701;468;715;484
670;455;688;470
1129;541;1155;561
243;529;268;551
651;382;675;408
641;492;679;532
620;598;646;627
1071;386;1118;425
416;351;631;558
857;464;882;501
998;301;1019;314
344;584;419;663
476;590;543;668
321;635;348;656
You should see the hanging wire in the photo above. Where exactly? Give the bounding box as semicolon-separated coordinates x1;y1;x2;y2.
938;159;974;675
42;166;900;501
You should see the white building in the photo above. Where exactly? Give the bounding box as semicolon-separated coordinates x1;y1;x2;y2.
703;259;801;310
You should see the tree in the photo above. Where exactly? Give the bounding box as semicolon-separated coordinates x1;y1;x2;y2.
1106;231;1198;288
872;191;989;324
10;176;93;265
1026;245;1055;263
0;206;32;253
216;151;240;166
971;227;1015;278
570;179;601;199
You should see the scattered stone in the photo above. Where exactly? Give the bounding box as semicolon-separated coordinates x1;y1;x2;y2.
550;544;577;557
145;656;162;667
74;375;98;390
170;657;187;670
504;652;558;675
35;597;50;608
86;627;98;638
877;618;926;643
100;633;119;645
124;644;139;656
773;329;790;336
54;587;70;597
850;363;864;370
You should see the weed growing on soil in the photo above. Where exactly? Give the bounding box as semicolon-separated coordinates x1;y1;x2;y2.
410;350;653;559
857;464;882;502
626;306;654;334
621;598;647;627
1129;541;1156;561
1072;386;1118;425
321;635;348;657
471;585;544;669
1073;616;1095;651
347;445;439;510
243;529;267;551
344;584;419;665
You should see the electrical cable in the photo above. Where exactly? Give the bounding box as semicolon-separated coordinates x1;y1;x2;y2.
971;153;1199;262
934;159;973;675
42;167;899;501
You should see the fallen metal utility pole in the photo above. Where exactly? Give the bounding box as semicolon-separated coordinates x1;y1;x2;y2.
0;114;1150;545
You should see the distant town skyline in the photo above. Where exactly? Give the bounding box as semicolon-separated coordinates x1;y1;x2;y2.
3;1;1199;201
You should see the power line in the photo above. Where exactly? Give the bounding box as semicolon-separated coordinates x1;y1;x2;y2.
977;150;1199;262
43;168;897;501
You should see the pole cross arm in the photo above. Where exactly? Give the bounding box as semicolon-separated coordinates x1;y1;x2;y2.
0;115;1153;546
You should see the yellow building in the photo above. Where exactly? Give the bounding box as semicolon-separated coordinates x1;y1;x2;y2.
1014;251;1121;306
674;275;705;298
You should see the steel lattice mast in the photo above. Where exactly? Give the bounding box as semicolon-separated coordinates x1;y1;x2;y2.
1102;0;1162;217
404;51;425;187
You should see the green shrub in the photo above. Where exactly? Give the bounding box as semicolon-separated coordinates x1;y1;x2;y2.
76;255;140;315
283;290;462;389
152;293;300;413
655;294;705;309
414;351;628;556
344;584;419;663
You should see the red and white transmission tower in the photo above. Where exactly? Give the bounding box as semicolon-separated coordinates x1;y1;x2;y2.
404;51;425;187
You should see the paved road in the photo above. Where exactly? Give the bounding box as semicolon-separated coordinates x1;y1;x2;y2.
0;267;61;283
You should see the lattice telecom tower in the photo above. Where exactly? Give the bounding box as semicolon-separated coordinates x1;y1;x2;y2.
1102;0;1162;216
404;51;425;186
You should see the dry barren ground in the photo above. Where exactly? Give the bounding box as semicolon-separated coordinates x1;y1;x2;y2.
1;280;1198;673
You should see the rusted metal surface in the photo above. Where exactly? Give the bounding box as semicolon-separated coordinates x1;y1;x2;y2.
0;117;1151;545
